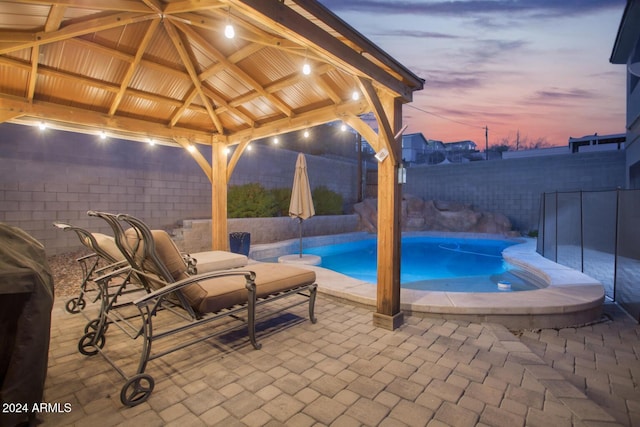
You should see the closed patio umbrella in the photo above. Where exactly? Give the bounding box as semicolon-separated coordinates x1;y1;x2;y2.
289;153;315;257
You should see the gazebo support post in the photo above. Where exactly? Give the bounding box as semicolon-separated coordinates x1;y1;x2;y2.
211;142;229;251
372;94;404;330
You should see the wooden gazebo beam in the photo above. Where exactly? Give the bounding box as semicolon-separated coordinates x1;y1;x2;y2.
0;0;423;333
0;95;215;145
227;0;417;102
357;77;404;330
0;11;157;55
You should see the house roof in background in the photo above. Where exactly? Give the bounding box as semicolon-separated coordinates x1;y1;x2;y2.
610;0;640;64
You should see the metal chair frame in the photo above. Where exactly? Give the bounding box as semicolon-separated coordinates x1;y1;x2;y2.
52;222;135;314
79;212;318;407
53;221;151;342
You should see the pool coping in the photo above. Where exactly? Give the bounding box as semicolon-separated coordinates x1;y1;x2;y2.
250;232;605;330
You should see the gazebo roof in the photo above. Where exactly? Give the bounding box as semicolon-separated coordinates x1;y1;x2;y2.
0;0;424;147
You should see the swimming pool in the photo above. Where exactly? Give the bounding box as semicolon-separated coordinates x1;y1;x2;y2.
303;236;540;292
250;232;605;329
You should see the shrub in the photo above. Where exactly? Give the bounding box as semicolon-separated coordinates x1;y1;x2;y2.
227;183;278;218
270;187;292;217
312;185;343;215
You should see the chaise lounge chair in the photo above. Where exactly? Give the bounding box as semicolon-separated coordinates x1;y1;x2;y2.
52;222;131;314
53;217;250;313
79;212;318;406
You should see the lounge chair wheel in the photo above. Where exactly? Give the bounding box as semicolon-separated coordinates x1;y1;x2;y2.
78;331;106;356
120;374;154;407
84;319;109;334
65;297;86;313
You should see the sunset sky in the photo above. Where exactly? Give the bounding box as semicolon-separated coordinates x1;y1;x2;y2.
319;0;628;148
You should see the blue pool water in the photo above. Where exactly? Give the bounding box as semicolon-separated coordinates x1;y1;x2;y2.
303;236;540;292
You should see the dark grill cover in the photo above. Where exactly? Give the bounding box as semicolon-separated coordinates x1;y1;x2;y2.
0;223;54;427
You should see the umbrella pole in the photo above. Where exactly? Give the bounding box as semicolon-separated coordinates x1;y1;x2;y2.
298;218;303;257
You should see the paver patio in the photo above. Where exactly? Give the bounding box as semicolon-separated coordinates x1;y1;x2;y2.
39;296;639;426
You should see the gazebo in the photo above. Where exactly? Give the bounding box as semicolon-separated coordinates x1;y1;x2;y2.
0;0;424;329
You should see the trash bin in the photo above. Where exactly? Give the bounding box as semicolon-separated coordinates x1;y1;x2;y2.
0;223;54;427
229;232;251;256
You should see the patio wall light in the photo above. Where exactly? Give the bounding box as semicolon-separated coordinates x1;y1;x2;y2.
374;148;389;162
398;163;406;184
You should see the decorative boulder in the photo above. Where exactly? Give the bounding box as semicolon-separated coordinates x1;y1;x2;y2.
353;198;378;233
354;194;514;235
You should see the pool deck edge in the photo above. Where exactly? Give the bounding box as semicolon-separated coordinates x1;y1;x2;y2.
251;234;605;330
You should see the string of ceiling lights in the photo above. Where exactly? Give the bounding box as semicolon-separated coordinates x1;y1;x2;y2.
33;9;362;156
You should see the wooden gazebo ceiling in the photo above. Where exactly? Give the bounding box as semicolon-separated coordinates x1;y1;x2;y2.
0;0;424;147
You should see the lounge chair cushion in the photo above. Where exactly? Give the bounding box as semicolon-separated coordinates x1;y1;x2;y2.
91;233;125;262
123;229;207;304
124;228;188;277
124;228;314;314
190;251;248;273
150;231;189;279
196;263;316;313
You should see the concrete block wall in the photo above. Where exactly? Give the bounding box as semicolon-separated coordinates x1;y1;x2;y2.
174;214;360;253
0;124;213;254
404;150;627;233
229;144;359;203
0;123;359;255
0;122;627;255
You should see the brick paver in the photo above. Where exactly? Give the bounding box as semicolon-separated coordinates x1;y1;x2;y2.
35;298;638;426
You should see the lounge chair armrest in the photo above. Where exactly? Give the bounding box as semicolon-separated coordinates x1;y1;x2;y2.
92;265;132;284
76;252;99;262
132;269;256;307
94;259;128;274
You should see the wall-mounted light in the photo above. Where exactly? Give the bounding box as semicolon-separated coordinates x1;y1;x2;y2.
99;131;107;140
246;144;252;151
147;138;155;146
38;121;47;131
374;148;389;162
340;123;348;132
303;130;310;138
187;144;196;153
398;164;406;184
273;137;279;144
351;91;360;101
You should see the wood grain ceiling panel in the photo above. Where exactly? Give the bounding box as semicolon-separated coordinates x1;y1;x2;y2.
0;0;422;146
